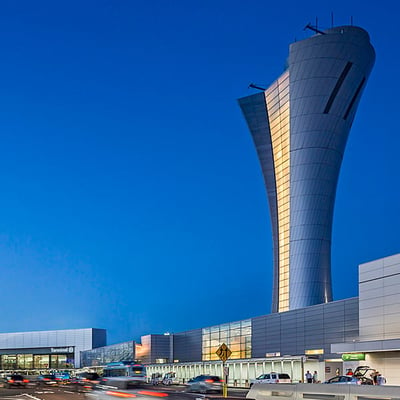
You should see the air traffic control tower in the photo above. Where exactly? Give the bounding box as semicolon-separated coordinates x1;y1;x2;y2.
239;26;375;313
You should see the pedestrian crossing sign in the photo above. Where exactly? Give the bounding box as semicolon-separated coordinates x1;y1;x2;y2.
216;343;232;362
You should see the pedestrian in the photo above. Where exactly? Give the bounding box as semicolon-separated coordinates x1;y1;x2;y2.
305;370;312;383
377;373;386;385
346;368;353;376
312;371;318;383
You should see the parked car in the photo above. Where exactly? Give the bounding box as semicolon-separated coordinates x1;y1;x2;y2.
150;373;163;385
1;374;28;388
186;375;222;393
324;375;362;385
250;372;291;386
353;366;375;385
162;372;179;385
36;374;58;386
55;372;71;384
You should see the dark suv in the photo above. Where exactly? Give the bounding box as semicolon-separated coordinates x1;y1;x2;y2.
71;372;100;392
186;375;222;393
2;374;28;388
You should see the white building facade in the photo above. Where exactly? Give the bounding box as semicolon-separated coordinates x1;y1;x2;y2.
332;254;400;385
0;328;106;369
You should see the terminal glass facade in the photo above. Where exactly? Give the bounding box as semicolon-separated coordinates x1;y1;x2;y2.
81;341;135;367
18;354;33;369
202;320;251;361
267;71;290;312
0;353;72;370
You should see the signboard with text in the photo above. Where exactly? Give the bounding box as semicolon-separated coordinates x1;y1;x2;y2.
342;353;365;361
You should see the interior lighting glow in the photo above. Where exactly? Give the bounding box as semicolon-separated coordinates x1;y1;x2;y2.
305;349;324;355
266;71;290;312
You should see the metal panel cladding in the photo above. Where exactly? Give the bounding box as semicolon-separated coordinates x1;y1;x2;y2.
239;26;375;313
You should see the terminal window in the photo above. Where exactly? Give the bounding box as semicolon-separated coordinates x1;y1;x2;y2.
202;320;252;361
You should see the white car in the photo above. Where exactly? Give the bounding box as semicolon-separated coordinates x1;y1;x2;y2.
250;372;291;386
162;372;179;385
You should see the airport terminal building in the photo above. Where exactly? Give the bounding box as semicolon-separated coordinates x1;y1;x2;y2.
78;255;400;385
80;26;399;384
1;25;399;385
0;328;106;370
1;254;400;385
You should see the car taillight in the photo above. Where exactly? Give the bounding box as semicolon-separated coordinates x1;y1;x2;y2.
205;379;213;383
137;391;168;397
105;391;136;398
23;379;29;383
9;380;14;383
44;378;49;381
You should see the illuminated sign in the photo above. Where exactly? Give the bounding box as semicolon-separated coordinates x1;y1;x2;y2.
305;349;324;355
342;353;365;361
266;352;281;357
51;347;74;353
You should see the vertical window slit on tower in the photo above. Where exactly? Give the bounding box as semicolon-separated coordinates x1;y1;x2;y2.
343;77;366;120
323;62;353;114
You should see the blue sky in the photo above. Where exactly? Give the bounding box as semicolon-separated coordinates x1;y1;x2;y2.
0;0;399;344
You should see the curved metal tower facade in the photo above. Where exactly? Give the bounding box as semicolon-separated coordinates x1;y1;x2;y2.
239;26;375;313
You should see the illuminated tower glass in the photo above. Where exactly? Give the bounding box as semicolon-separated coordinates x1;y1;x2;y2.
239;26;375;313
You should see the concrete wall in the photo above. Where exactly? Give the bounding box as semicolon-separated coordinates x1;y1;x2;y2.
331;253;400;385
172;329;202;362
359;253;400;340
366;351;400;386
252;297;359;358
247;382;399;400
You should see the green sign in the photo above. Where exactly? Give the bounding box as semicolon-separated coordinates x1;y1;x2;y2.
342;353;365;361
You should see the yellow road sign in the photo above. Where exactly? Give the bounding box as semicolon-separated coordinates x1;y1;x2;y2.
216;343;232;362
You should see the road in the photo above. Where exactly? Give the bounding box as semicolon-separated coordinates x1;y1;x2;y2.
0;385;248;400
0;386;82;400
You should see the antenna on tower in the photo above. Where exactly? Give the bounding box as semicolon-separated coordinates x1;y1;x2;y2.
331;12;334;28
304;23;326;35
248;83;266;91
350;16;353;25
